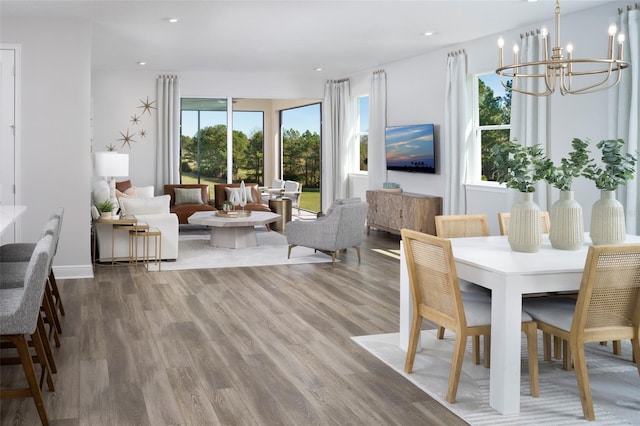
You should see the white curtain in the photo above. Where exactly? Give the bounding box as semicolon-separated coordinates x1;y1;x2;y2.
609;6;639;233
156;75;181;191
444;50;471;215
509;31;549;210
322;79;353;210
368;70;387;190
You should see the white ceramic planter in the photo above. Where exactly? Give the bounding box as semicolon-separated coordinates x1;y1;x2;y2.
508;192;541;253
549;190;584;250
590;190;626;245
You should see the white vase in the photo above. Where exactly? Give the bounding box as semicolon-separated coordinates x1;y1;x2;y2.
508;192;541;253
590;190;626;245
549;190;584;251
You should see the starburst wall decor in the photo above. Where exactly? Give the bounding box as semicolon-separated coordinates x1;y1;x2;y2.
112;96;156;150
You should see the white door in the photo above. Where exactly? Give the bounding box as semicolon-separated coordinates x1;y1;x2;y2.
1;47;18;243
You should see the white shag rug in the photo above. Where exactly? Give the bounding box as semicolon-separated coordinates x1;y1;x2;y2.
149;226;333;271
352;330;640;425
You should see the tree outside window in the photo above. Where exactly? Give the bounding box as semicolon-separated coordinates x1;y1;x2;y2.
475;73;512;181
357;96;369;172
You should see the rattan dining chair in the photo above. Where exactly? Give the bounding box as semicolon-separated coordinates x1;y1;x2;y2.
497;211;551;236
523;243;640;421
401;229;539;403
434;214;491;366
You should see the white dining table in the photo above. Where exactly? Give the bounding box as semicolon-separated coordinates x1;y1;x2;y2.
0;205;27;236
399;233;640;415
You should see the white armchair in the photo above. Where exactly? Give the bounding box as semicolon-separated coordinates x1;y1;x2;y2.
285;198;368;266
282;180;302;215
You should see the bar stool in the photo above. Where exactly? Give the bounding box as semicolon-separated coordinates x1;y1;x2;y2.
0;234;55;426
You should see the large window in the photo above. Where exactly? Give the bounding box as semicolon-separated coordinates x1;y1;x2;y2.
180;98;264;186
281;103;321;213
473;73;512;182
357;96;369;172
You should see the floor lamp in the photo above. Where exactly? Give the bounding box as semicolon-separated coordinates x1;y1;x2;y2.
94;152;129;216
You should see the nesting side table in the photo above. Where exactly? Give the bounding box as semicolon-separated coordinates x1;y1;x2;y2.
268;198;292;232
129;226;162;271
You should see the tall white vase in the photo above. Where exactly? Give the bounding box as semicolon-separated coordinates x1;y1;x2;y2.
549;190;584;251
590;190;626;245
509;192;541;253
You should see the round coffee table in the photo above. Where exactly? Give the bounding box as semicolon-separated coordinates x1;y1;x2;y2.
187;211;281;248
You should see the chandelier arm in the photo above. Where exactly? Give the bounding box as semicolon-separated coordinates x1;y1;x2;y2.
562;67;623;95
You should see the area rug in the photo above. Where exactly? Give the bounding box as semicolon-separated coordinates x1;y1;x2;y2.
149;226;333;271
352;330;639;425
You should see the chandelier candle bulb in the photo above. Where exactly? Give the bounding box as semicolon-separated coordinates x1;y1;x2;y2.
618;34;625;60
608;23;617;59
513;44;519;65
498;38;504;67
542;28;549;61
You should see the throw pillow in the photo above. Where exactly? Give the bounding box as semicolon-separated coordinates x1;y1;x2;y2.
115;180;132;193
224;187;255;205
136;186;155;199
119;195;170;216
174;188;203;205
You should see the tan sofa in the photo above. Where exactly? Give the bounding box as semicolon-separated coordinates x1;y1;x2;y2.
214;183;271;212
164;184;217;224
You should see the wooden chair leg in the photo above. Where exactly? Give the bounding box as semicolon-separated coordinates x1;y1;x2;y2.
483;335;491;368
31;325;55;392
612;340;622;356
437;326;445;340
523;322;539;397
0;335;50;426
563;339;573;371
572;340;595;421
404;314;422;373
36;313;57;375
354;246;361;263
543;331;551;362
48;271;65;316
287;245;294;259
446;334;467;404
472;335;480;365
45;282;62;334
553;335;562;359
40;295;60;348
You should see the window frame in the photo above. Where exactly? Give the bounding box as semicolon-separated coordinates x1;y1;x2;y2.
470;72;512;185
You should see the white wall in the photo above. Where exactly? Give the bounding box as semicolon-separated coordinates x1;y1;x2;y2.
347;2;630;232
1;17;92;278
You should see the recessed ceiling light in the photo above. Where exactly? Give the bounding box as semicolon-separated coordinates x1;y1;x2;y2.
315;67;323;72
423;31;435;37
167;18;180;23
137;61;146;66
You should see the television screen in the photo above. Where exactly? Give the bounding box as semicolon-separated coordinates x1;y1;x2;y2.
385;123;436;174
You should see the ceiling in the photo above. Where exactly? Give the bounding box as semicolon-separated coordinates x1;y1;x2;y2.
0;0;616;77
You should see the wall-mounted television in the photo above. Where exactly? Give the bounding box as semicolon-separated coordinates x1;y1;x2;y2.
385;123;436;174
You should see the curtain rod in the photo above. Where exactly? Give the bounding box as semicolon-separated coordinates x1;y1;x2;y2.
373;69;385;75
447;49;465;57
619;3;639;13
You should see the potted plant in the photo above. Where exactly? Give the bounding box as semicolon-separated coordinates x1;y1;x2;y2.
582;138;637;245
490;140;552;252
97;199;114;219
221;200;234;212
544;138;590;250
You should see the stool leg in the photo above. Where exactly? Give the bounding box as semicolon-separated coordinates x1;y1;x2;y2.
45;281;62;334
48;270;65;316
36;312;57;374
31;318;55;392
40;295;60;348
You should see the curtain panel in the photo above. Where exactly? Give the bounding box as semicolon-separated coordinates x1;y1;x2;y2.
322;79;353;210
368;70;387;191
443;50;471;215
509;31;549;210
156;75;181;190
609;5;639;233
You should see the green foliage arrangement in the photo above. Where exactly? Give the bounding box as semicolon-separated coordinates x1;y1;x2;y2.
97;199;114;213
490;140;552;192
221;200;234;211
582;138;637;191
544;138;591;191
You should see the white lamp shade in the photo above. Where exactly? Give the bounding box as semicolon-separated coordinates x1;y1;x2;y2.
94;152;129;177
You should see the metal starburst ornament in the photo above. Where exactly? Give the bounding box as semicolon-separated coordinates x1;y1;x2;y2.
118;129;135;149
106;144;118;152
139;129;147;138
138;96;157;116
130;114;141;125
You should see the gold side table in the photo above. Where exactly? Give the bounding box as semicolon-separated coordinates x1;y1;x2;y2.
268;198;292;232
129;226;162;271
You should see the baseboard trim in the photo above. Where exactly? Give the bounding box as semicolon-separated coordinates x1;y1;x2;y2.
52;264;94;279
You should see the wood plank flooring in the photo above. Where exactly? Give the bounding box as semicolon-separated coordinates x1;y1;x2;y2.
0;230;467;425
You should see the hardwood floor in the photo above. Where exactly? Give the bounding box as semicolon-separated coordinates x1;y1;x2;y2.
0;230;467;425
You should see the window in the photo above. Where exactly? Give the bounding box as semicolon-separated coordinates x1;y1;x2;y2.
357;96;369;172
473;73;512;182
180;98;264;186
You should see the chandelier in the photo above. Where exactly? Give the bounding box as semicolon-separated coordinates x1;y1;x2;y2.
495;0;628;96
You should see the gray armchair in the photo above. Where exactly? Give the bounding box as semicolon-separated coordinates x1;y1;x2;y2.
285;198;368;266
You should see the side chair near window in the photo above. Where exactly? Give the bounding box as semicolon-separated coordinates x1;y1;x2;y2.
401;229;539;403
285;198;368;267
434;214;492;366
523;244;640;421
0;234;56;426
282;180;302;215
497;211;551;236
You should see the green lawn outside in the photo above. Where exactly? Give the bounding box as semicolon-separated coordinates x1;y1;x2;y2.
180;175;320;213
